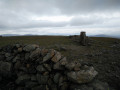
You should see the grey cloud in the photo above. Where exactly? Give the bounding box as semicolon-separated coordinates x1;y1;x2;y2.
0;0;120;35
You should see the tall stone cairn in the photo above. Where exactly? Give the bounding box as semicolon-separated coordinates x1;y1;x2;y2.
79;31;88;46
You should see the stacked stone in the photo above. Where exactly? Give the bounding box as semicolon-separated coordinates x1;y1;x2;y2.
0;44;98;90
79;32;90;46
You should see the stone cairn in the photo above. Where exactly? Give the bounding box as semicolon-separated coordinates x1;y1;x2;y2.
79;31;89;46
0;44;98;90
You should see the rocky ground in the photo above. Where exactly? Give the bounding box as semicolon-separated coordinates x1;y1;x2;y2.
0;36;120;90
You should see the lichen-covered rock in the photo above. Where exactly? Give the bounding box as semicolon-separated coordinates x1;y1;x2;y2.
67;66;98;84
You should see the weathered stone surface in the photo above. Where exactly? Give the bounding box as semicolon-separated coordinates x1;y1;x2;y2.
51;52;62;63
41;48;48;56
43;64;51;72
36;74;49;84
14;61;21;70
53;73;61;84
30;48;41;59
36;65;46;72
67;66;98;84
13;55;20;63
25;81;38;88
18;47;23;52
70;85;93;90
23;44;39;52
59;57;67;65
31;75;37;81
31;85;46;90
43;49;55;62
65;60;81;70
53;62;64;70
16;74;31;84
0;61;12;76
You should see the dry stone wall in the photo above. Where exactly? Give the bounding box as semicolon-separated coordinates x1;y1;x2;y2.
0;44;113;90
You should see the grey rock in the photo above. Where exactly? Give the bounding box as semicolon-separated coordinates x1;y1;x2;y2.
59;76;64;86
5;53;11;57
36;74;49;84
50;85;57;90
43;64;51;72
43;49;55;62
90;80;109;90
16;74;31;84
36;65;46;72
6;56;14;61
0;61;12;76
41;48;48;56
60;46;67;51
14;61;21;70
30;48;41;59
23;44;39;52
60;82;68;90
18;47;23;52
31;75;37;81
25;81;38;88
0;55;5;61
59;57;67;65
65;60;81;70
25;53;30;60
31;85;46;90
13;55;20;63
53;73;61;84
67;66;98;84
15;44;21;48
51;52;62;63
70;85;93;90
53;62;64;70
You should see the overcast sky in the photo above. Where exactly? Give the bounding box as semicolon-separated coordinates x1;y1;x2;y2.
0;0;120;36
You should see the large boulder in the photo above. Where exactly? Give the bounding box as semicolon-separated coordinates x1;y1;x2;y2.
67;66;98;84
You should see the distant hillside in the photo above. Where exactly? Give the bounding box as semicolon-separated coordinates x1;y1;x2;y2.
89;34;120;38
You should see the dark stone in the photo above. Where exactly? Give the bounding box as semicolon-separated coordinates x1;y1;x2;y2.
43;49;55;62
51;52;62;63
67;66;98;84
31;85;46;90
0;61;12;77
36;65;46;72
53;73;61;84
36;74;49;84
23;44;39;52
25;81;38;88
16;74;31;85
30;48;41;60
43;64;52;72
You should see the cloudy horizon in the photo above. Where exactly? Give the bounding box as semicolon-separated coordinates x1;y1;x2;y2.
0;0;120;36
